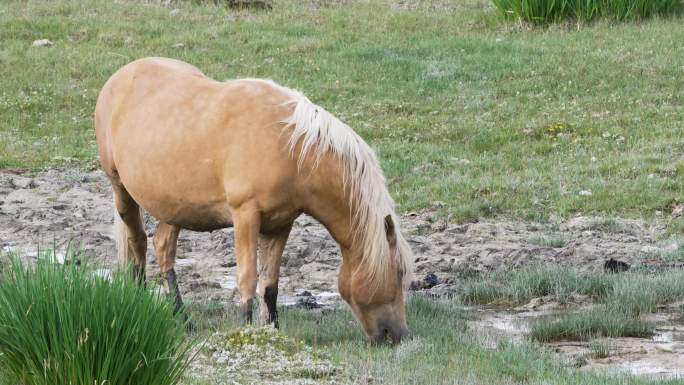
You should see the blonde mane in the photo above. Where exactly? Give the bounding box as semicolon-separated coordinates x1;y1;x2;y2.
282;90;413;288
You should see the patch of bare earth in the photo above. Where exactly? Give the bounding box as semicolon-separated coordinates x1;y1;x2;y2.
0;168;679;303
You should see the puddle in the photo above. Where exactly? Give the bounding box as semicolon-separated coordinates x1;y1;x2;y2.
469;303;684;379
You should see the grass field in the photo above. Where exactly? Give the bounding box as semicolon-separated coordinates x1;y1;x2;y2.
2;1;684;383
1;0;682;227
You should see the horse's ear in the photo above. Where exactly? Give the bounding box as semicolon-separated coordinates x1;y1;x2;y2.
384;215;397;248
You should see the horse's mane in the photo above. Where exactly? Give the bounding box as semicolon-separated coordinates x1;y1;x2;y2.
281;88;413;289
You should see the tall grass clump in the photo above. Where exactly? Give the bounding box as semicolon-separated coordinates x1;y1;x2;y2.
491;0;682;24
529;305;653;341
0;258;193;385
461;265;612;305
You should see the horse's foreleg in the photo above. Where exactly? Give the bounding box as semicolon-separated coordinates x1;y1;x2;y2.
258;226;291;328
233;205;261;324
113;185;147;284
153;223;182;313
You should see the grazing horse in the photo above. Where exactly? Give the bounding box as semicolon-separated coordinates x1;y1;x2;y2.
95;57;413;343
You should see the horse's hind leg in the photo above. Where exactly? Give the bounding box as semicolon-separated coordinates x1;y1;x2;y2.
257;226;291;328
113;184;147;283
153;223;183;313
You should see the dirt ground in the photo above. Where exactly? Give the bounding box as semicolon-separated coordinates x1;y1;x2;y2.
1;168;679;305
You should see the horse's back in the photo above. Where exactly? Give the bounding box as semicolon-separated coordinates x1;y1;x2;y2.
96;58;302;231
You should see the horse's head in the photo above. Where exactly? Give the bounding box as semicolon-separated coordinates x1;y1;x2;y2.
339;215;411;344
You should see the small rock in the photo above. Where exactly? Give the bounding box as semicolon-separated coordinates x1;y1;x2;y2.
227;0;272;10
640;245;661;254
11;177;35;189
169;8;180;15
672;203;684;217
604;258;629;273
423;273;440;288
295;296;321;309
32;39;53;47
424;283;456;297
578;190;592;196
172;43;185;48
409;272;440;290
450;157;471;165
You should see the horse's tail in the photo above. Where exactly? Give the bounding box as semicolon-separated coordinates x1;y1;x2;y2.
113;196;142;265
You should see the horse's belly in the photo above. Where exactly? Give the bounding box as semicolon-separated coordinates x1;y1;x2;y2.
145;198;233;232
170;204;233;231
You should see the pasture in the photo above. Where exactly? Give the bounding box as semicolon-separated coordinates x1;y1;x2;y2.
0;0;683;384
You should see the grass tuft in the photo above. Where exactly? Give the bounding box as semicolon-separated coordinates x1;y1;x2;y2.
0;258;193;385
491;0;682;24
461;265;612;305
530;306;653;342
529;234;566;248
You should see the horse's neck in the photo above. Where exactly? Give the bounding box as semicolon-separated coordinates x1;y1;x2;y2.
301;158;357;254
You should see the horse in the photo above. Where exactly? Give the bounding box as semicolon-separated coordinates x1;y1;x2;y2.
95;57;413;343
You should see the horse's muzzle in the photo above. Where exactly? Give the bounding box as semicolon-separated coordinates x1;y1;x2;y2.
370;322;410;345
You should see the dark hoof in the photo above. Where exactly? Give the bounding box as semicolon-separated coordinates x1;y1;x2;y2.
240;301;253;324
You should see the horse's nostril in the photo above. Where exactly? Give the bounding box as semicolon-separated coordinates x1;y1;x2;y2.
383;328;392;342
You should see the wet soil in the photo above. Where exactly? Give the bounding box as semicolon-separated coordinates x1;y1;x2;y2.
0;168;679;305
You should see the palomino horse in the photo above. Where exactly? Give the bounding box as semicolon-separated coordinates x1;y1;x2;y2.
95;57;413;343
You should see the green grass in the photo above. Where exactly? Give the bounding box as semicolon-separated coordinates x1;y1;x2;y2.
462;265;612;305
529;234;566;247
0;257;193;385
0;0;682;226
589;340;611;359
530;305;654;341
491;0;682;23
186;295;683;385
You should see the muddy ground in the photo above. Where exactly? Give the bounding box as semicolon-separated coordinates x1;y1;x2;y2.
0;168;679;304
1;168;683;380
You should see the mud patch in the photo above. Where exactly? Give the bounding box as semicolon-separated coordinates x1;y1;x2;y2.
0;168;679;305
